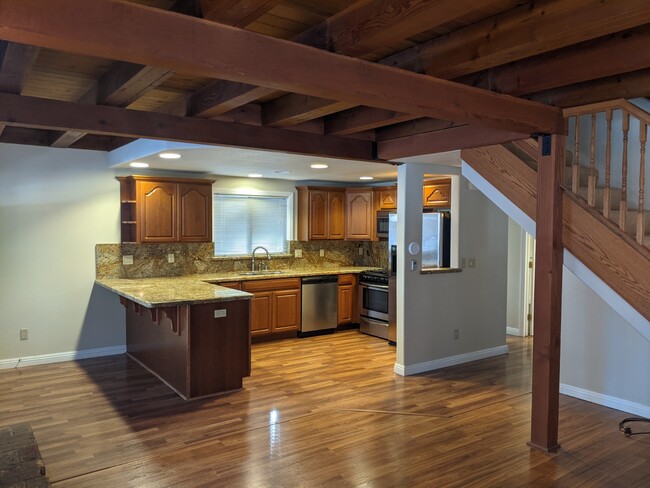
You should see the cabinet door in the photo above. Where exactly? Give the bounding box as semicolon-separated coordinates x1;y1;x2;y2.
338;284;354;324
137;180;177;243
346;190;373;240
272;289;301;332
328;190;346;239
309;190;328;239
249;291;273;336
178;183;212;242
423;180;451;208
377;187;397;210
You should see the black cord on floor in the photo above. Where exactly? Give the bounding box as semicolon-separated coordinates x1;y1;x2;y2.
619;417;650;437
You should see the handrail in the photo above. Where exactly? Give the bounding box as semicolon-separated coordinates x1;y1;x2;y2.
563;100;649;247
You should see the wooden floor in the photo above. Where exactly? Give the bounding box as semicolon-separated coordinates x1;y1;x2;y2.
0;332;648;487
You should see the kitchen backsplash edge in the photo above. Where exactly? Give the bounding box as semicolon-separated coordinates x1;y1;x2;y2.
96;241;387;279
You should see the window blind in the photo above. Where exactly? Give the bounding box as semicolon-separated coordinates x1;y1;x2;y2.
213;194;288;255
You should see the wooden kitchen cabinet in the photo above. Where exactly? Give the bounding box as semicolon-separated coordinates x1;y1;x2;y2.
423;178;451;208
117;176;214;244
337;274;357;325
375;186;397;210
297;186;345;240
242;278;301;337
346;189;373;240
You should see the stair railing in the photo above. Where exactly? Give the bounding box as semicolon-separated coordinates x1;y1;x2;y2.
564;100;649;247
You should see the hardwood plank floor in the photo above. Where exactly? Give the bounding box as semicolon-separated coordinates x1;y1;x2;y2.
0;333;648;487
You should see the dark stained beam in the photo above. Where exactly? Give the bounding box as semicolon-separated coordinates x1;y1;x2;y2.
383;0;650;79
200;0;279;27
0;93;377;161
377;124;528;160
189;80;274;118
0;122;6;137
0;0;563;135
0;126;52;147
0;41;40;93
529;134;565;453
193;0;518;122
325;107;415;136
530;68;650;108
459;25;650;97
376;118;460;141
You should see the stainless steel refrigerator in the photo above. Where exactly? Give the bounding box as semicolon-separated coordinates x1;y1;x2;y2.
387;211;451;344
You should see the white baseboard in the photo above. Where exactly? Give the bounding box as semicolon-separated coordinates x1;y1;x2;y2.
560;383;650;418
506;327;523;336
394;344;509;376
0;345;126;370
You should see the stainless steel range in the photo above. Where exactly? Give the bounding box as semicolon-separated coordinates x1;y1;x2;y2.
358;269;390;340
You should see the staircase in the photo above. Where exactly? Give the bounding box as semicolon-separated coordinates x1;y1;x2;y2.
461;100;650;324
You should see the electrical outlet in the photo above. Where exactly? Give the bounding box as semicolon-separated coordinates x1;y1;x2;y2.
319;249;325;257
468;258;476;268
453;328;460;340
460;258;466;268
167;253;175;263
122;255;134;265
358;247;363;256
20;328;28;341
294;249;303;258
213;309;227;318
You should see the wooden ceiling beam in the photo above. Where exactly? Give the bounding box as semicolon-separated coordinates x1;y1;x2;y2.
0;93;377;161
199;0;279;28
189;81;274;118
383;0;650;79
377;124;528;160
376;118;461;141
529;68;650;108
325;107;415;136
0;0;563;134
192;0;517;122
458;25;650;97
0;41;40;94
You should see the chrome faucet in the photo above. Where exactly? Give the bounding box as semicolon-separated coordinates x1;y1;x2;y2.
251;246;271;271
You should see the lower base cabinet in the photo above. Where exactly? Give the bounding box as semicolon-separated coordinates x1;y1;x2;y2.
337;274;358;325
242;278;301;337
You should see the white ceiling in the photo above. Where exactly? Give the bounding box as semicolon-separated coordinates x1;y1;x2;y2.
108;140;461;183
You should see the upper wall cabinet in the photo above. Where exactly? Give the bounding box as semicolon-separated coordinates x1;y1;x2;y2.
297;186;345;240
346;188;373;240
117;176;214;244
374;186;397;210
423;178;451;209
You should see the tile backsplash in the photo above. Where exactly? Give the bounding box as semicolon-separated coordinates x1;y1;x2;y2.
96;241;387;279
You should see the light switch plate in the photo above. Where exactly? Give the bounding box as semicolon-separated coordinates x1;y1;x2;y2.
460;258;466;268
122;255;134;265
358;247;363;256
319;249;325;257
468;258;476;268
214;309;227;318
294;249;303;258
167;253;175;263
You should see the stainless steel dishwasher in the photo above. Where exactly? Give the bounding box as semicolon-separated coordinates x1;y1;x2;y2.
300;275;338;336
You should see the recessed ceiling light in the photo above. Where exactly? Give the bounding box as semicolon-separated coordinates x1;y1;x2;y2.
248;173;263;178
359;176;374;180
159;152;181;159
310;164;329;169
129;161;149;168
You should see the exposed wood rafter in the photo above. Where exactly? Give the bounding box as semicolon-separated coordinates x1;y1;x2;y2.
199;0;279;27
0;93;376;161
0;40;40;94
0;0;563;135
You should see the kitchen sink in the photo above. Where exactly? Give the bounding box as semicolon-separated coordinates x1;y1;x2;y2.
238;270;286;276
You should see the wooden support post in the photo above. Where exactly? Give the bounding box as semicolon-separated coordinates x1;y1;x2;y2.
529;133;565;453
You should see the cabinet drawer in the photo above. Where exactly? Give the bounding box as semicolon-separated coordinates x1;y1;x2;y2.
338;274;356;286
242;277;301;292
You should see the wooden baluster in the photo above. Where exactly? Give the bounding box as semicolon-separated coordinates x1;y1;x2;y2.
637;122;647;245
572;116;580;193
619;112;629;232
603;109;612;219
588;113;596;206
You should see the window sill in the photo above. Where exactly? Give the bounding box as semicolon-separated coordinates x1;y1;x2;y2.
211;253;293;261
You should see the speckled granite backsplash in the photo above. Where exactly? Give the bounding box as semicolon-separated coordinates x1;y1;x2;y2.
96;241;387;279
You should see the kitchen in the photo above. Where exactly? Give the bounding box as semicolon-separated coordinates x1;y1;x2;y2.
91;142;458;399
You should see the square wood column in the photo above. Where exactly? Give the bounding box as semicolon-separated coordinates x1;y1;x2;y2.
529;133;565;452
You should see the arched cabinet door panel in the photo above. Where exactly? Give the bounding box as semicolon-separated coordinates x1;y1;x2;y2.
138;181;177;243
178;183;212;242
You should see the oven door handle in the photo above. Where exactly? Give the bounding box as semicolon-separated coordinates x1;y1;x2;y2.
361;317;389;327
361;284;389;291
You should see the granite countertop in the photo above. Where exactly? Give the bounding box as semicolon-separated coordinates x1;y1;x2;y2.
96;266;380;308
